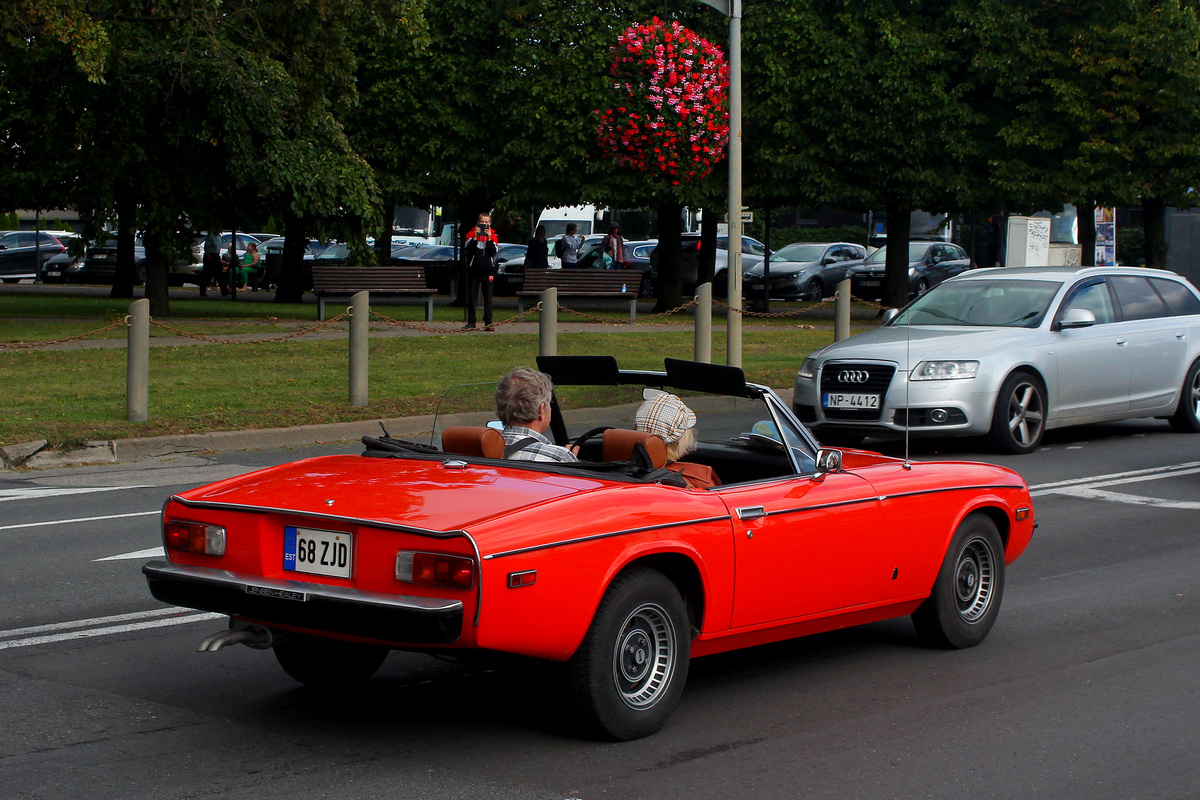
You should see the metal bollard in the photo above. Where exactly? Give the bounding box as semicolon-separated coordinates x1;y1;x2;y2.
694;282;712;363
539;287;558;357
126;298;149;422
349;291;369;407
835;279;851;342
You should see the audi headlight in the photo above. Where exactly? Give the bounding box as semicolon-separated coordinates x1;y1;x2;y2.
798;357;818;380
910;360;979;380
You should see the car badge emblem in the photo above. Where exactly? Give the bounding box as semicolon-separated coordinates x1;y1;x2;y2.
838;370;870;383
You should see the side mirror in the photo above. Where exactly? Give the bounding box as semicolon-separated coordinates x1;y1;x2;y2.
814;448;843;477
1059;307;1097;330
881;308;901;325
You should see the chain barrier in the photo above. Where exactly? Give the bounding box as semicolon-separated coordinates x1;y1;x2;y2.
147;312;352;344
0;319;127;351
555;297;697;326
368;302;545;333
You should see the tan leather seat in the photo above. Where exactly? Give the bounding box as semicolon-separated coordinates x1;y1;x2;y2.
601;429;668;468
441;426;505;459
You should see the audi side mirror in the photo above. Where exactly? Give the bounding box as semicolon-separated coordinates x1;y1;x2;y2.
881;308;900;325
1058;307;1097;330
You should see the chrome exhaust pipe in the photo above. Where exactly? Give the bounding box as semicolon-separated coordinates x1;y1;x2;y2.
197;622;273;652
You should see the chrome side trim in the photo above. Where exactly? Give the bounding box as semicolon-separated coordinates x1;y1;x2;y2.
760;483;1027;519
143;561;463;613
168;496;466;539
483;514;733;560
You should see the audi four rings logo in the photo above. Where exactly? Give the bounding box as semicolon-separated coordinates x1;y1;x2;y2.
838;370;870;383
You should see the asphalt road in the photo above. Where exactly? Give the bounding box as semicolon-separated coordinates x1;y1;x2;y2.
1;419;1198;799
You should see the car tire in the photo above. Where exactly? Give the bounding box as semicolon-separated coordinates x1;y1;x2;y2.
713;270;728;299
135;261;147;286
911;514;1005;649
1168;359;1200;433
804;278;824;302
273;635;388;688
564;567;690;741
987;371;1046;454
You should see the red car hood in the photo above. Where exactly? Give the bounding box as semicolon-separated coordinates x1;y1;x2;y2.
174;454;617;533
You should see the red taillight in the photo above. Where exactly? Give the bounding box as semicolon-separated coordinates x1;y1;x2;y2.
164;521;226;555
395;551;474;589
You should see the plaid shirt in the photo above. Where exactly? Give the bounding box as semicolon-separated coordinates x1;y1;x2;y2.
501;426;578;463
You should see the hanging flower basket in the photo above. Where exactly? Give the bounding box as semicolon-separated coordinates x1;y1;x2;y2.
596;17;731;185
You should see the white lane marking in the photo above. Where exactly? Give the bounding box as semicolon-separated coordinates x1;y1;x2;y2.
0;510;159;532
1050;487;1200;510
1030;461;1200;493
0;611;224;651
94;546;164;562
0;486;151;502
0;607;190;638
1031;461;1200;510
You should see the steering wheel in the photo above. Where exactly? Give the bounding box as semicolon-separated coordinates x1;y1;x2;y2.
570;426;613;452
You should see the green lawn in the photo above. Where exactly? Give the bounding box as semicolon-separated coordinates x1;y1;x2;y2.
0;291;879;448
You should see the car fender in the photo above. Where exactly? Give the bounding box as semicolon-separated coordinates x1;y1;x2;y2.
472;518;733;661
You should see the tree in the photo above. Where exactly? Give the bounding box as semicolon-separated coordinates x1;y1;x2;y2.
745;0;982;307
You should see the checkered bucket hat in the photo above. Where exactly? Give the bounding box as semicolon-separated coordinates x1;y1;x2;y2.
635;392;696;444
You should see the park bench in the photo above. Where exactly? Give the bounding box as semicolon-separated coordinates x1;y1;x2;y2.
517;268;642;321
310;264;437;321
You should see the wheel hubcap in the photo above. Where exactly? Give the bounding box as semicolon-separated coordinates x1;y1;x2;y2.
612;603;675;709
954;537;996;623
1007;382;1045;446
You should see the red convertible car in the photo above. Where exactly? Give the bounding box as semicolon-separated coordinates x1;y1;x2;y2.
144;357;1035;740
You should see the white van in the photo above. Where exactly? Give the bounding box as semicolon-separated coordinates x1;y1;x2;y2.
536;205;601;238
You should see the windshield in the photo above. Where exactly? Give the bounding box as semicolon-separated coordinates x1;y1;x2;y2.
771;243;825;263
892;279;1063;327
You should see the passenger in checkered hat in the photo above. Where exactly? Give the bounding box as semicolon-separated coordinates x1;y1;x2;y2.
635;392;720;488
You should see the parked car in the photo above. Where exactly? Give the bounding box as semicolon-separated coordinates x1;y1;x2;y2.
37;236;87;283
742;242;868;301
81;237;148;285
847;241;973;301
794;266;1200;453
144;356;1035;740
650;234;767;296
0;230;67;282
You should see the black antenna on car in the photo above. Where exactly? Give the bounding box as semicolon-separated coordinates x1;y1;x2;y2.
904;306;913;470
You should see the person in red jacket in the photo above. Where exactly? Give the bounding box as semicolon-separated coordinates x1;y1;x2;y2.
463;213;499;330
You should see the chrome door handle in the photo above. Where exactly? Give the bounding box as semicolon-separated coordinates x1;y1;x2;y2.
1116;338;1128;347
736;506;767;521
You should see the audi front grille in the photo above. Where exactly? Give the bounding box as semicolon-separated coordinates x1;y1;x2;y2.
818;362;896;421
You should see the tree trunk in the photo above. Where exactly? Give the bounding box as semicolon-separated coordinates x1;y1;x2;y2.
653;200;683;313
1143;197;1167;269
377;201;395;266
110;194;137;299
274;213;308;304
883;204;911;309
140;216;173;317
1078;201;1096;266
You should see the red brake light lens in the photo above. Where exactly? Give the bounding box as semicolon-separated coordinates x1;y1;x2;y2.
395;551;474;589
164;521;226;555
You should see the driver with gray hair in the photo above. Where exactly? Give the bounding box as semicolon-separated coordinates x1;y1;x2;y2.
495;367;579;462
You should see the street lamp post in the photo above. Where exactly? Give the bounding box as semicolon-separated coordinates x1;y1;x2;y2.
697;0;742;367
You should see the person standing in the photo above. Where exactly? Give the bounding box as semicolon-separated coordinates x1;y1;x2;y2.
525;225;549;271
558;223;586;268
602;224;626;269
463;212;498;331
200;231;228;296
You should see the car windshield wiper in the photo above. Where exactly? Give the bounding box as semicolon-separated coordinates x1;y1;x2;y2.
908;306;966;325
